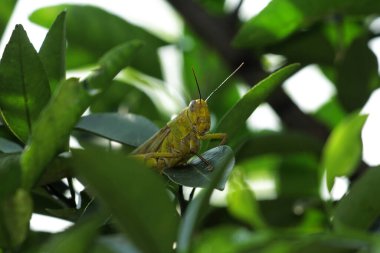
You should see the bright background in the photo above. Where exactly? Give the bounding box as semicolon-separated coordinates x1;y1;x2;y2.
1;0;379;232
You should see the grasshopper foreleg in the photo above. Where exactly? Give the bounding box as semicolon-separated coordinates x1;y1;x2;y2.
200;133;227;145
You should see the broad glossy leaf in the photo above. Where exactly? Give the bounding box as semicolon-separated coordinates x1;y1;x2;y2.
313;97;346;129
334;166;380;231
164;145;235;190
32;188;66;217
196;0;226;15
233;0;332;48
86;41;143;89
21;41;141;189
176;145;235;253
119;68;185;117
0;0;18;37
0;137;22;153
238;153;320;199
181;28;242;119
237;155;280;184
0;153;20;200
195;229;369;253
322;113;367;191
259;198;304;227
37;156;72;186
0;25;51;142
1;188;33;248
16;231;51;253
236;131;323;161
323;18;364;50
76;113;158;147
20;78;88;189
267;24;335;65
30;5;165;77
216;63;300;143
227;170;267;229
39;11;66;92
335;37;379;111
0;125;21;145
192;226;264;253
94;235;141;253
90;81;162;121
257;234;366;253
90;80;130;113
72;148;179;253
277;154;320;197
233;0;380;48
39;218;99;253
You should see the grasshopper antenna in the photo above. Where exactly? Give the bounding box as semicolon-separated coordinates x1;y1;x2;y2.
192;67;202;100
206;62;244;102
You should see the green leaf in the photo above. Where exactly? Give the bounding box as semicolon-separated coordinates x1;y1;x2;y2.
0;125;22;145
118;68;185;118
233;0;380;48
236;131;323;161
94;235;141;253
30;5;166;77
32;188;66;217
20;78;88;189
335;37;379;112
339;0;380;15
323;17;364;50
227;170;267;229
21;41;142;189
182;31;232;106
37;156;72;186
313;97;346;129
72;148;179;253
333;166;380;231
267;24;335;65
0;153;21;200
40;218;99;253
164;145;235;190
192;226;265;253
0;137;22;153
89;80;130;113
90;81;162;121
0;25;51;143
39;11;67;92
216;63;300;143
0;188;33;248
0;0;18;38
17;231;51;253
176;145;235;253
322;113;368;191
86;41;143;90
76;113;158;147
233;0;332;48
277;154;320;198
196;0;226;15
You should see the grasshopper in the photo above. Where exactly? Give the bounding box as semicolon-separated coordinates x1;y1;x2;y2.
131;63;244;171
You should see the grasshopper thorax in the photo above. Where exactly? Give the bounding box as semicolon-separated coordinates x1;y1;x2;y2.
187;99;210;135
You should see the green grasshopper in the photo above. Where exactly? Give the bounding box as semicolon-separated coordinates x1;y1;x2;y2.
132;63;244;171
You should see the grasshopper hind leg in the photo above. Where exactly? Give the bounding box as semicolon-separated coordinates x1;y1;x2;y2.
132;154;163;172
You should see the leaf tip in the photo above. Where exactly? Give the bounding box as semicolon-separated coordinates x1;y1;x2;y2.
14;24;24;31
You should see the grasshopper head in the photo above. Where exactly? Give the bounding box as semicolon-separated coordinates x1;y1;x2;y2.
188;99;210;135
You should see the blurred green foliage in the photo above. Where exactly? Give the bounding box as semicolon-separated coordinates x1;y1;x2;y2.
0;1;379;252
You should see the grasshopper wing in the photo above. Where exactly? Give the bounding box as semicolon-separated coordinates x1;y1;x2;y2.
131;126;171;154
